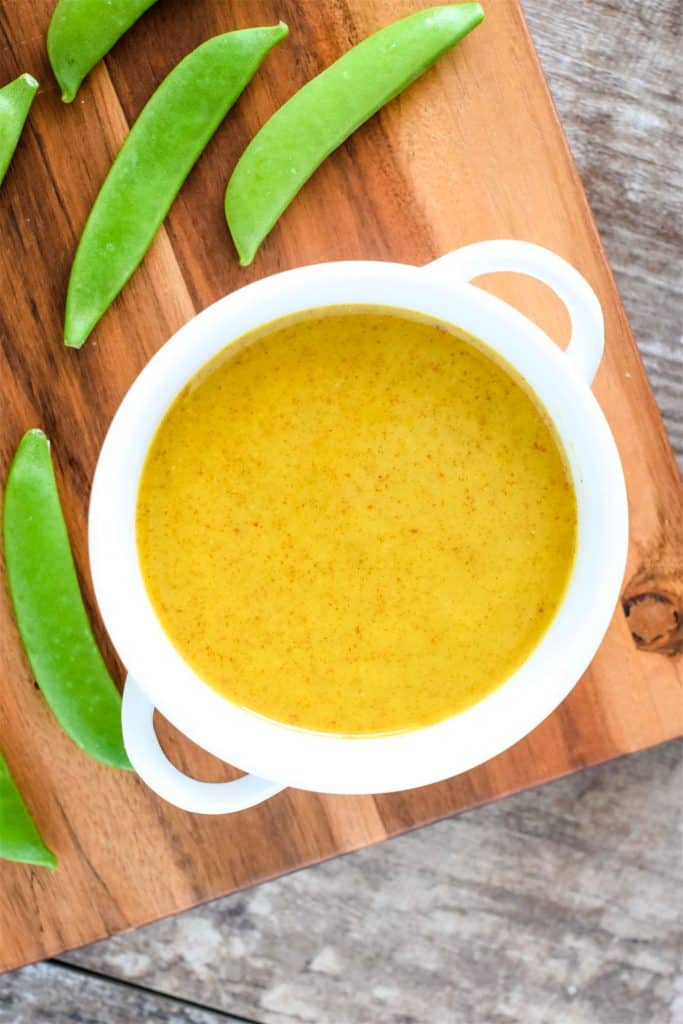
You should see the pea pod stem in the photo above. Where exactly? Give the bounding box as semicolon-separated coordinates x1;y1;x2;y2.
64;24;288;348
48;0;159;103
0;750;57;870
0;74;39;187
3;430;131;771
225;3;484;266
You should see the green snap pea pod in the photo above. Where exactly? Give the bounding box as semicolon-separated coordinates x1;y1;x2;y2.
48;0;159;103
3;430;131;771
0;74;39;186
64;24;288;348
0;750;57;870
226;3;484;266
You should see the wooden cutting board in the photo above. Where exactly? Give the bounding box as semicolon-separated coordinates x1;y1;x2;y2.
0;0;680;974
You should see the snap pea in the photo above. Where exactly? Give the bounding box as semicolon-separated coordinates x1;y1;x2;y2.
47;0;159;103
226;4;484;266
3;430;131;771
0;750;57;870
64;24;288;348
0;74;39;187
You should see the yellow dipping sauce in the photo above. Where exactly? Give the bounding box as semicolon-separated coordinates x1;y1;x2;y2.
137;311;577;735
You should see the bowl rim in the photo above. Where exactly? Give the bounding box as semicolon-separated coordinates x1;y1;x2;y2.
89;259;628;794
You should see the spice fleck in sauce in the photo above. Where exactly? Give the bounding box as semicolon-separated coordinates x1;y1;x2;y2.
137;311;577;734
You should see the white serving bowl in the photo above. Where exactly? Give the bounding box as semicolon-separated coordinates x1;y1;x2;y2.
89;240;628;813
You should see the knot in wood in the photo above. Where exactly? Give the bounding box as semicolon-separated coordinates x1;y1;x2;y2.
622;591;683;656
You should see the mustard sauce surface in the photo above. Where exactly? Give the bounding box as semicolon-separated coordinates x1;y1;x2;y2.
137;311;577;734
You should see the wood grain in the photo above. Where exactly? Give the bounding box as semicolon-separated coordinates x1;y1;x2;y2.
0;0;680;976
58;739;683;1024
524;0;683;467
0;961;244;1023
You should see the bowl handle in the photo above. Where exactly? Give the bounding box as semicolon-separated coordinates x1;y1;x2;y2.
122;676;285;814
425;240;604;385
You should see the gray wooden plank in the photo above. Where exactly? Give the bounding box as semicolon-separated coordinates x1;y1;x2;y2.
56;740;683;1024
0;961;251;1024
524;0;683;464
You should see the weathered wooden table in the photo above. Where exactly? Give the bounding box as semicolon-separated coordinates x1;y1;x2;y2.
1;1;681;1022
